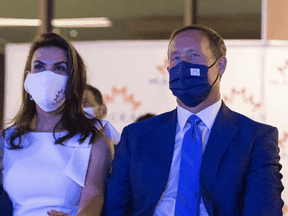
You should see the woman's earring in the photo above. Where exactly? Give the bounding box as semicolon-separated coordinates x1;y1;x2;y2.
29;95;33;101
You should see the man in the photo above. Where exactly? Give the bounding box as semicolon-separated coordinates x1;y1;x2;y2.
105;25;284;215
83;84;107;120
83;84;120;145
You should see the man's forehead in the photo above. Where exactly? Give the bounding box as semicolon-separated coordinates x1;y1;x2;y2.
84;89;98;102
172;30;209;45
169;30;210;52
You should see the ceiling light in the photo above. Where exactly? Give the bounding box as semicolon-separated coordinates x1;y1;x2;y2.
0;17;112;27
70;29;78;37
51;17;112;28
0;18;42;26
52;28;60;34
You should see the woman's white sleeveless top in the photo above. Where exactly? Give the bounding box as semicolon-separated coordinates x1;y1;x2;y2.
3;131;92;216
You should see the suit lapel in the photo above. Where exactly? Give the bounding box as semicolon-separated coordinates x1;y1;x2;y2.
149;109;178;208
200;102;239;215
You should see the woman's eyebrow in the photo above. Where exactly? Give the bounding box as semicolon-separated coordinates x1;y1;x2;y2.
33;60;45;64
54;61;68;66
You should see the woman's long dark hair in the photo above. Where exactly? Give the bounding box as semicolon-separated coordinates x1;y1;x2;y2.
3;33;101;149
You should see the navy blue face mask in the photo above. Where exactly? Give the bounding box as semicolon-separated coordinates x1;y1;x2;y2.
169;59;219;107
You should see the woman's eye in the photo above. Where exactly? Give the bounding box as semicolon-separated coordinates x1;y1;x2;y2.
55;67;66;71
34;65;44;71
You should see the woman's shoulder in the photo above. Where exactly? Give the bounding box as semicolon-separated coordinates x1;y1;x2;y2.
91;131;114;161
93;131;113;149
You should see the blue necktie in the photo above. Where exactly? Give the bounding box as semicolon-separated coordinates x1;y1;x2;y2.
175;115;203;216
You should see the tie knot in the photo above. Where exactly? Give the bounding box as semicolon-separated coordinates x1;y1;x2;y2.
187;115;201;126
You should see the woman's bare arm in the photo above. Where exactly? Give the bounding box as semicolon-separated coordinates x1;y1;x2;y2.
77;132;114;216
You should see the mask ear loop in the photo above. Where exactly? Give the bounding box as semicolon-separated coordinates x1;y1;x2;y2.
208;57;221;69
208;56;222;87
210;74;219;87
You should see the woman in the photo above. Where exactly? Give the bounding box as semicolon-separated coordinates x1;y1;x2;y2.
0;33;114;216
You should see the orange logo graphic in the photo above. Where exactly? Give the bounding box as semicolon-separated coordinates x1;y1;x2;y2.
278;60;288;76
223;88;261;112
283;203;288;215
279;131;288;149
270;60;288;85
104;86;142;111
156;58;169;76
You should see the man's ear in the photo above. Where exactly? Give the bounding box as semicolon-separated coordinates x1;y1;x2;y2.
218;57;227;76
101;104;107;119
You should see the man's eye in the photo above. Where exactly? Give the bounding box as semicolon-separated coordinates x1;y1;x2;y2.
172;56;181;62
189;53;200;58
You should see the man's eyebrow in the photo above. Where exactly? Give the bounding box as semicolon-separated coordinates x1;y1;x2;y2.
186;49;199;53
170;50;180;56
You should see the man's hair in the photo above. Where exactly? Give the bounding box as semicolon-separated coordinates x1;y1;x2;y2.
86;84;104;105
135;113;156;123
5;32;101;149
169;24;226;59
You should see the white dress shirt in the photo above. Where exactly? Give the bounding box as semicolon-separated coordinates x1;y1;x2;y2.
154;100;222;216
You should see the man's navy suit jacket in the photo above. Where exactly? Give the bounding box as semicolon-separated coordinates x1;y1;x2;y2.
105;102;284;215
0;185;13;216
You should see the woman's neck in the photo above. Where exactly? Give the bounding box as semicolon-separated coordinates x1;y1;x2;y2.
33;106;64;132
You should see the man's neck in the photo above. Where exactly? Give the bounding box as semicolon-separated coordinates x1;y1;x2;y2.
177;90;221;114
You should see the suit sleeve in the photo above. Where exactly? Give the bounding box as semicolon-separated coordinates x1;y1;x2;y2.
104;126;133;216
0;131;13;216
243;127;284;216
0;132;4;186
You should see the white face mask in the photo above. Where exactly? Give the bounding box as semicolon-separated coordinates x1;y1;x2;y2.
83;107;95;117
24;71;68;112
